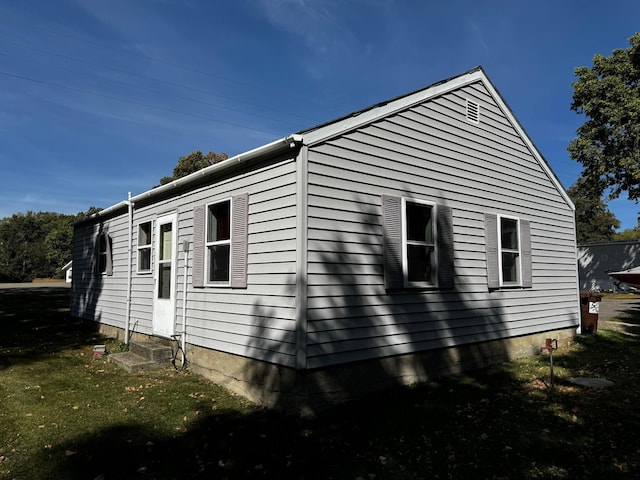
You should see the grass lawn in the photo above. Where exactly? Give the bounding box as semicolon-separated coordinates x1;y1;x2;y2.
2;288;640;479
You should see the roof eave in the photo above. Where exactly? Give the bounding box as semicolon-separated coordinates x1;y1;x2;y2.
80;134;303;223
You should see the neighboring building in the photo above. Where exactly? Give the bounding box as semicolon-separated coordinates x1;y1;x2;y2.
61;260;72;283
578;241;640;291
71;67;579;411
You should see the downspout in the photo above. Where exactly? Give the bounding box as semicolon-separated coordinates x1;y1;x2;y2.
181;240;189;366
573;220;582;335
125;192;133;345
294;145;309;370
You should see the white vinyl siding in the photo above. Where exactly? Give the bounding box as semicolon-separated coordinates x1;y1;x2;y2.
72;210;129;330
304;81;577;368
73;156;298;365
72;72;578;374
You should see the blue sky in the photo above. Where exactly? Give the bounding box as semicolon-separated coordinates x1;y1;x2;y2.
1;0;639;230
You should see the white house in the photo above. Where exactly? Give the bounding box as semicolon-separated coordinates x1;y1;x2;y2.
72;67;579;411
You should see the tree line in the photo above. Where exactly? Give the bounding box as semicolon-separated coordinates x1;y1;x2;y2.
0;208;101;282
0;151;225;283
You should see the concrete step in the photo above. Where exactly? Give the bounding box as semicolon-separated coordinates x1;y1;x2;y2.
129;341;173;362
108;351;164;373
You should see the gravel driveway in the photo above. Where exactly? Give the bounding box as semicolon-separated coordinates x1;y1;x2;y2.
597;296;640;335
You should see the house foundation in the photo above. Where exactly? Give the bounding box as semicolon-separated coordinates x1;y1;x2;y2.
95;322;575;414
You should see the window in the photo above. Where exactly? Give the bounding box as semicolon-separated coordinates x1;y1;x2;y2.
137;222;152;273
98;234;108;273
405;200;436;286
94;228;113;276
382;195;454;290
206;200;231;284
193;193;249;289
500;217;520;284
485;213;532;289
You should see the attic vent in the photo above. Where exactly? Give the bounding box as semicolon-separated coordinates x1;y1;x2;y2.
466;99;480;124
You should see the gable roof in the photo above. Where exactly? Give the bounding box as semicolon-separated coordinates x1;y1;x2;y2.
298;66;573;210
86;66;573;221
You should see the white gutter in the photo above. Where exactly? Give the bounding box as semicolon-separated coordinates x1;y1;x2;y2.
79;134;303;224
130;134;303;204
86;200;129;220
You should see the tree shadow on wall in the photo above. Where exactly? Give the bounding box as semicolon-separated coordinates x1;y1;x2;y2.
578;242;640;291
70;221;107;333
244;193;516;413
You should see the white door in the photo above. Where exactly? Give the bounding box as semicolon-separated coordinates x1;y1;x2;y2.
153;213;177;337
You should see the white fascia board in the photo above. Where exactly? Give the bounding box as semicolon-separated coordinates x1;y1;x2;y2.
302;69;485;146
82;134;303;223
130;134;303;204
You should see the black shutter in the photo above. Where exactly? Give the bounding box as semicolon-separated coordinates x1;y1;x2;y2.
485;213;499;289
230;193;249;288
104;229;113;277
192;205;205;288
521;220;532;288
92;228;100;275
437;205;454;289
382;195;403;290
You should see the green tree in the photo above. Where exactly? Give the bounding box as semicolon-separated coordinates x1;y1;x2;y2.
614;226;640;241
0;207;100;282
159;150;228;186
567;176;620;244
568;33;640;201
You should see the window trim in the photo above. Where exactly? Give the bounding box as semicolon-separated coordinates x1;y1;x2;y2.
382;194;454;291
485;212;532;290
402;197;437;288
204;197;232;287
498;214;522;287
94;227;113;276
136;221;153;274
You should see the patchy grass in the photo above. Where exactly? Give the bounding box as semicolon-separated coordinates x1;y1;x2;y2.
2;287;640;479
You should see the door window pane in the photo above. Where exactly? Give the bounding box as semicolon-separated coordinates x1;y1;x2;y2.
158;263;171;298
159;223;172;261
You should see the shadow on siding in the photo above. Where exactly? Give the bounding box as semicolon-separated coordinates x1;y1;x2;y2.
244;193;511;412
70;222;105;336
578;242;640;291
